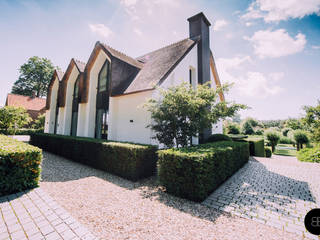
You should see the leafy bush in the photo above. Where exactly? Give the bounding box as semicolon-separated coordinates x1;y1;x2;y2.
205;134;232;143
265;131;280;152
297;146;320;163
282;128;291;137
158;141;249;202
225;122;240;134
30;133;157;181
265;147;272;158
0;135;42;196
293;130;309;151
0;106;31;134
279;136;294;144
255;128;264;135
241;121;255;135
0;128;43;135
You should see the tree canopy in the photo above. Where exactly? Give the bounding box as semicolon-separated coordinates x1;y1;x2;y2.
12;56;56;97
302;100;320;142
145;83;247;148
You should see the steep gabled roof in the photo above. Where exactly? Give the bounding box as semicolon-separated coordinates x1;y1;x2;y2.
6;93;46;111
120;38;197;95
59;58;85;107
46;69;64;110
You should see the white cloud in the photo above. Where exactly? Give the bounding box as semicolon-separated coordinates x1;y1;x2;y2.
89;24;113;39
133;27;142;36
242;0;320;22
216;56;283;98
245;22;254;27
312;45;320;49
245;29;306;58
213;19;228;31
121;0;138;7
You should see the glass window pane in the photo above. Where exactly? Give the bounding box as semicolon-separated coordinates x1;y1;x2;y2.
99;62;108;92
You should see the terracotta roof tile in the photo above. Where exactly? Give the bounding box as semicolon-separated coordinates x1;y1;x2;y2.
6;93;46;111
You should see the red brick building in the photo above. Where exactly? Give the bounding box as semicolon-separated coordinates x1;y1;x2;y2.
5;93;46;120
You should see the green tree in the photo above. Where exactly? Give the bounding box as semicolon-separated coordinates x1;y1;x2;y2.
265;131;280;152
302;101;320;142
293;130;309;151
285;118;303;130
241;119;255;135
0;106;31;134
12;56;56;97
145;83;247;148
32;113;45;129
225;122;240;134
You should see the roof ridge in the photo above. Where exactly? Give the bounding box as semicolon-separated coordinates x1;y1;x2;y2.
136;38;191;60
74;59;86;65
100;42;139;62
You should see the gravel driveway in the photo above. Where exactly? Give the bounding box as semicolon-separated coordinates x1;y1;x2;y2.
40;152;302;240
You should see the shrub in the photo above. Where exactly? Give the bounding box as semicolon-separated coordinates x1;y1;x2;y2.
241;121;255;135
226;122;240;134
30;133;157;181
205;134;232;143
234;137;265;157
158;141;249;202
255;129;264;135
265;147;272;158
297;146;320;163
0;128;43;135
265;131;280;152
293;130;309;151
0;135;42;196
279;136;294;144
282;128;291;137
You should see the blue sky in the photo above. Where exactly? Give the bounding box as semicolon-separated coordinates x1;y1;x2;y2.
0;0;319;120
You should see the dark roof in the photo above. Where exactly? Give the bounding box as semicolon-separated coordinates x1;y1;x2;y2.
74;59;85;72
6;93;46;111
100;42;144;69
120;38;197;94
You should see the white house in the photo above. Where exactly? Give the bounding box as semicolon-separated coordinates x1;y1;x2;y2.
44;12;224;145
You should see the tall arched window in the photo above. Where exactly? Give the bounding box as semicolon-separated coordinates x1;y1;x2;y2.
70;74;80;136
95;60;110;139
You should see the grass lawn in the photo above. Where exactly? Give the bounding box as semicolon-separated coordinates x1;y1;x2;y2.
274;144;297;157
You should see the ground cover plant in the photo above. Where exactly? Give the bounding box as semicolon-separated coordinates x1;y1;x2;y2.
297;145;320;163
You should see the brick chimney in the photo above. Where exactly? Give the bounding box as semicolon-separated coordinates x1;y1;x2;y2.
188;12;212;142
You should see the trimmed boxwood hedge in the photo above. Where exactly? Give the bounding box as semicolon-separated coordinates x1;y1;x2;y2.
0;128;43;135
205;134;232;143
158;141;249;202
265;147;272;158
234;137;265;157
30;133;158;181
0;135;42;196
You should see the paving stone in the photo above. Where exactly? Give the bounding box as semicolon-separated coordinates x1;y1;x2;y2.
203;156;320;235
0;189;98;240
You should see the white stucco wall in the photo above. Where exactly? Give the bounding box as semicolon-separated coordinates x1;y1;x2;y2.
46;77;59;133
109;44;200;146
62;67;80;135
44;110;50;133
56;107;65;134
108;91;153;144
77;50;110;137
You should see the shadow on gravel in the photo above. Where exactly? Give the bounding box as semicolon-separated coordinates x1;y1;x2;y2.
40;151;316;224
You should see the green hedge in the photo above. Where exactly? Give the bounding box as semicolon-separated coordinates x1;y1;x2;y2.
30;133;158;181
158;141;249;202
0;135;42;196
0;128;44;135
205;134;232;143
235;137;265;157
265;147;272;158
